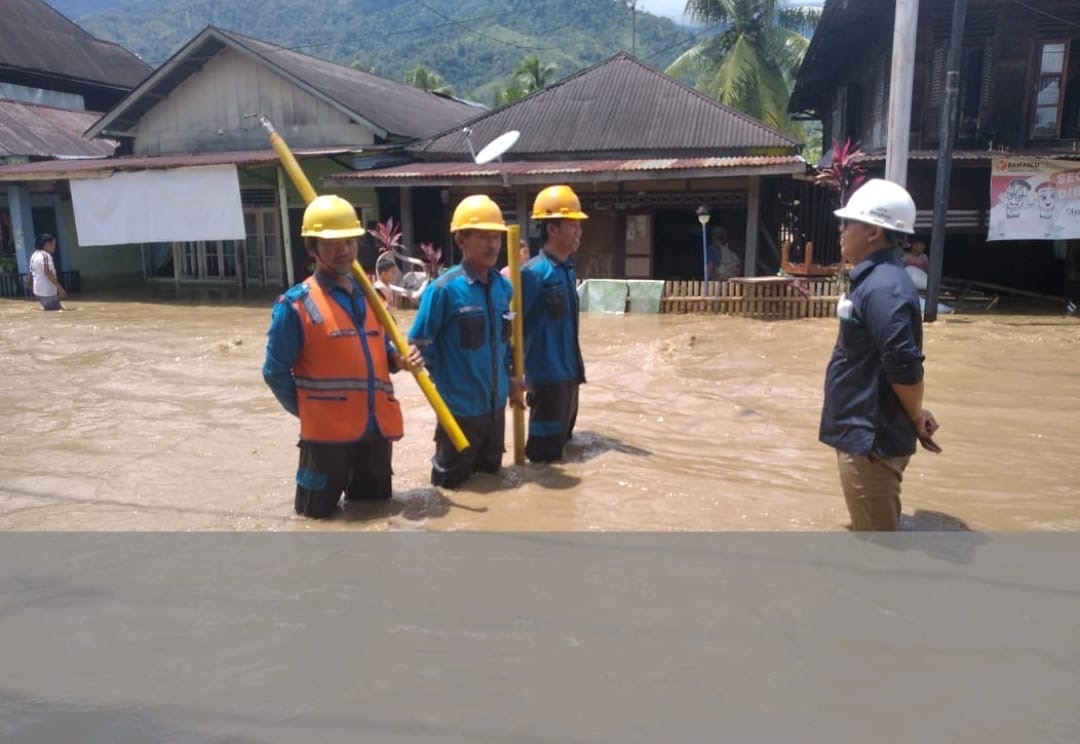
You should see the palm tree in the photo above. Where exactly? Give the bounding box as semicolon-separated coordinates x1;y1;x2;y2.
515;55;557;94
403;64;454;96
666;0;820;134
493;81;526;107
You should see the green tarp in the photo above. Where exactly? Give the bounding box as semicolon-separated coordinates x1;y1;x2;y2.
577;279;664;313
578;279;628;313
626;280;665;314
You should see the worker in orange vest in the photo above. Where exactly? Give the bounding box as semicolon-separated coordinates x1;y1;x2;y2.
263;195;421;519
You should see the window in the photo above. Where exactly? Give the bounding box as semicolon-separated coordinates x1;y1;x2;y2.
177;240;239;281
1033;39;1080;139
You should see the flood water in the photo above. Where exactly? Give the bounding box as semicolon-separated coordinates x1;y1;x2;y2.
2;292;1078;531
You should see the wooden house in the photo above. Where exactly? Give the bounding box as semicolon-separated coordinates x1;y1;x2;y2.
788;0;1080;301
0;0;150;292
325;52;807;282
0;25;481;292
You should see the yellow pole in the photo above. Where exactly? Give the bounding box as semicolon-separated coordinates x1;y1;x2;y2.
257;116;469;452
506;224;526;465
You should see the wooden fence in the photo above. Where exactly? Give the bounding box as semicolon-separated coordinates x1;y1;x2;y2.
660;276;842;319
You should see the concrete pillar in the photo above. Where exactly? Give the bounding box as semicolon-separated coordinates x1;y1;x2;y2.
6;184;34;274
886;0;920;186
515;188;530;240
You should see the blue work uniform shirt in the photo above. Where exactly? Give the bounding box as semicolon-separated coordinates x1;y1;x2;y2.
408;262;513;418
262;273;397;434
520;249;585;386
819;248;924;457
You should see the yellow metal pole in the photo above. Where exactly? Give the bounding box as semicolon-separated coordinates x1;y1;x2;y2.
256;115;469;452
506;224;526;465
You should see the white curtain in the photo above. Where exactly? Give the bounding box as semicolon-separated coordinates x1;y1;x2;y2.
71;165;246;246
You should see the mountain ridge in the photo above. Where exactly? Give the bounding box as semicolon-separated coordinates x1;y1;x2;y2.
46;0;694;103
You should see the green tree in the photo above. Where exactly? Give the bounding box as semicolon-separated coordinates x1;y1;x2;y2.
493;81;526;107
514;54;557;94
666;0;820;135
403;64;454;95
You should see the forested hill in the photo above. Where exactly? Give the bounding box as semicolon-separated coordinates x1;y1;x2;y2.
49;0;694;103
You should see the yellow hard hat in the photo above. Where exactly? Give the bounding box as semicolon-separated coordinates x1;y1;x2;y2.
450;194;509;233
301;195;365;239
531;184;588;220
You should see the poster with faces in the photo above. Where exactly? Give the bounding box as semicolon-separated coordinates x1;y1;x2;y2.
989;158;1080;241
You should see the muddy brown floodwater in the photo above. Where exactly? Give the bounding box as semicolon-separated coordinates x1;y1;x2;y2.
2;292;1078;531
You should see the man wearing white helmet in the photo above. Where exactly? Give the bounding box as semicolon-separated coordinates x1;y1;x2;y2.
820;179;942;531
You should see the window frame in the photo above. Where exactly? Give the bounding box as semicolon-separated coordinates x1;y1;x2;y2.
1031;39;1070;140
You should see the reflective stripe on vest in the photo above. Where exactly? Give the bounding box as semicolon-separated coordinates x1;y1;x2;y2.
292;278;404;443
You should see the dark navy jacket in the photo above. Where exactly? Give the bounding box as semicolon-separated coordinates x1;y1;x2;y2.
819;249;924;457
408;262;513;418
520;249;585;386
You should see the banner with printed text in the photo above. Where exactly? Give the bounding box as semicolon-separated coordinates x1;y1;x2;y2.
988;158;1080;241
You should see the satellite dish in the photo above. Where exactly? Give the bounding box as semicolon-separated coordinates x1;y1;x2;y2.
474;130;520;165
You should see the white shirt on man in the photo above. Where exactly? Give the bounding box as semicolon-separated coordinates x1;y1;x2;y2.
29;250;57;297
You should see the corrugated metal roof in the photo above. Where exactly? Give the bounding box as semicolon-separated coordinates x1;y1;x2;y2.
412;52;801;158
0;100;116;159
850;149;1080;163
0;147;350;181
0;0;151;89
326;155;805;187
88;27;483;142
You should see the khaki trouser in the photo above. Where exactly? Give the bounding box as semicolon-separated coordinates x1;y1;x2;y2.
836;451;911;531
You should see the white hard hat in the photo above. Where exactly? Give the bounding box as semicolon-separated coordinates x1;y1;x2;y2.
834;178;916;235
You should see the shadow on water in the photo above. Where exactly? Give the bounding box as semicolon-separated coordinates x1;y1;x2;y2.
564;430;652;463
339;488;485;523
857;510;990;565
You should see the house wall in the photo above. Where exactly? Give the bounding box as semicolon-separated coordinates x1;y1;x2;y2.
133;49;376;155
422;177;763;281
820;0;1080;153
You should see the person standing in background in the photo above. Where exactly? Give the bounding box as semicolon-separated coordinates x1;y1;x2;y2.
28;234;66;311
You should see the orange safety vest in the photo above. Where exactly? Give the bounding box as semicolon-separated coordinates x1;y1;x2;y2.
292;278;404;443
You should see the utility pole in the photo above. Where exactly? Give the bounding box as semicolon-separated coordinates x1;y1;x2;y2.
925;0;967;322
885;0;919;186
627;0;637;56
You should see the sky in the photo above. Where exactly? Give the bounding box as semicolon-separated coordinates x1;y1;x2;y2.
635;0;825;24
635;0;691;24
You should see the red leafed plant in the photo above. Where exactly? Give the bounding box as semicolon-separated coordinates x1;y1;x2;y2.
418;241;442;276
370;217;402;254
814;138;868;206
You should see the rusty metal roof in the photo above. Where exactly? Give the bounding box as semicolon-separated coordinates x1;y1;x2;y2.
88;27;483;142
0;146;351;182
326;155;805;188
0;0;151;89
0;100;117;159
412;52;801;159
850;149;1080;163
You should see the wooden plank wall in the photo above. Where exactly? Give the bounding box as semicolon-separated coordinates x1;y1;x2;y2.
659;278;842;319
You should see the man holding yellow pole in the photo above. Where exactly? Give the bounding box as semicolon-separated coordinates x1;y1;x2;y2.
521;185;587;463
262;195;422;519
408;195;524;489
